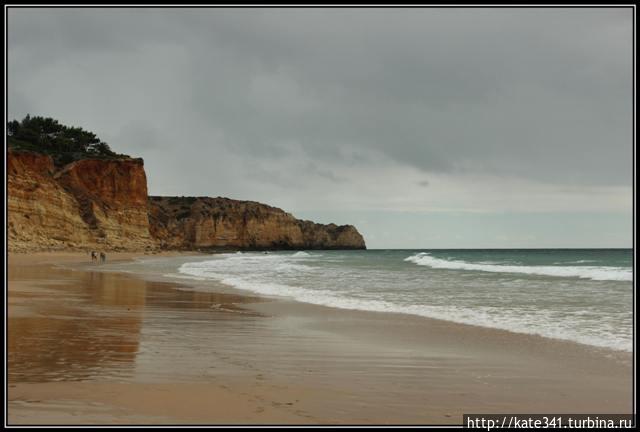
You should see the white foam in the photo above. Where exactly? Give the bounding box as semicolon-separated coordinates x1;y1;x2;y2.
555;259;597;264
177;260;631;352
405;253;632;282
176;253;632;352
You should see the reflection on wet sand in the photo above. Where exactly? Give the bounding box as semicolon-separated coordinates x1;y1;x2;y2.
9;268;145;382
8;265;261;384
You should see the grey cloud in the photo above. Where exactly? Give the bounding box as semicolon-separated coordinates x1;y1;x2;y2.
109;121;164;152
8;8;633;194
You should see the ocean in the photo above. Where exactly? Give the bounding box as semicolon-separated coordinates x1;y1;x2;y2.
107;249;634;352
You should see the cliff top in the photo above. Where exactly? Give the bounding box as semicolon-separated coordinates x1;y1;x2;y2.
148;195;358;230
7;115;133;167
148;195;296;219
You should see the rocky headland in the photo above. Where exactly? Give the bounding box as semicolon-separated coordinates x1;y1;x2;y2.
8;150;366;252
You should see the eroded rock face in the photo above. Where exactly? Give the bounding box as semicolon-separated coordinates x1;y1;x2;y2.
148;196;366;250
8;150;366;252
8;150;155;252
56;158;153;249
8;151;93;251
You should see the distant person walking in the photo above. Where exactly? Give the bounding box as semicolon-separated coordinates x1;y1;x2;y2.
91;251;97;263
100;252;106;263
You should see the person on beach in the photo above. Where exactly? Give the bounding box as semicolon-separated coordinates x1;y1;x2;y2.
100;252;106;263
91;251;97;263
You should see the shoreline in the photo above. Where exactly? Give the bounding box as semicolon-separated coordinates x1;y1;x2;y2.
79;250;631;356
7;251;634;424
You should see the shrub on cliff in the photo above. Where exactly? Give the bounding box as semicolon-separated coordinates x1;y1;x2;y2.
7;115;129;166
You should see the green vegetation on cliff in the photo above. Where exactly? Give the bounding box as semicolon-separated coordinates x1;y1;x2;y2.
7;115;129;166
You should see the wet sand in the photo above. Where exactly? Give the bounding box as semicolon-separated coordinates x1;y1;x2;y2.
7;252;634;425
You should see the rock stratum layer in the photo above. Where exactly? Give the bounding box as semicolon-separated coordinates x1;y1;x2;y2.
8;150;155;252
8;150;366;252
148;196;366;250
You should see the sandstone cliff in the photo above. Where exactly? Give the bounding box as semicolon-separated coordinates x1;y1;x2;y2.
8;150;155;252
55;158;153;249
148;196;366;250
8;151;93;251
8;150;366;252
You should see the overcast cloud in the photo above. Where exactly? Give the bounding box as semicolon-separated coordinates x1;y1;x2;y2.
7;8;633;248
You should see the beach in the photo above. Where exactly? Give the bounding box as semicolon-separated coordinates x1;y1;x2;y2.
7;5;634;427
7;252;633;425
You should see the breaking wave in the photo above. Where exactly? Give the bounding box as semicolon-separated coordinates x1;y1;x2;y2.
404;253;632;281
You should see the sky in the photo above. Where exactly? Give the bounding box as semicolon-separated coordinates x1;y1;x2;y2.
7;7;634;248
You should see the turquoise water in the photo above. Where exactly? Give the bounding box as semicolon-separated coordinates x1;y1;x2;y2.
115;249;634;352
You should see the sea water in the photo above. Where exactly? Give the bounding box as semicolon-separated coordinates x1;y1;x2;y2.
112;249;634;352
